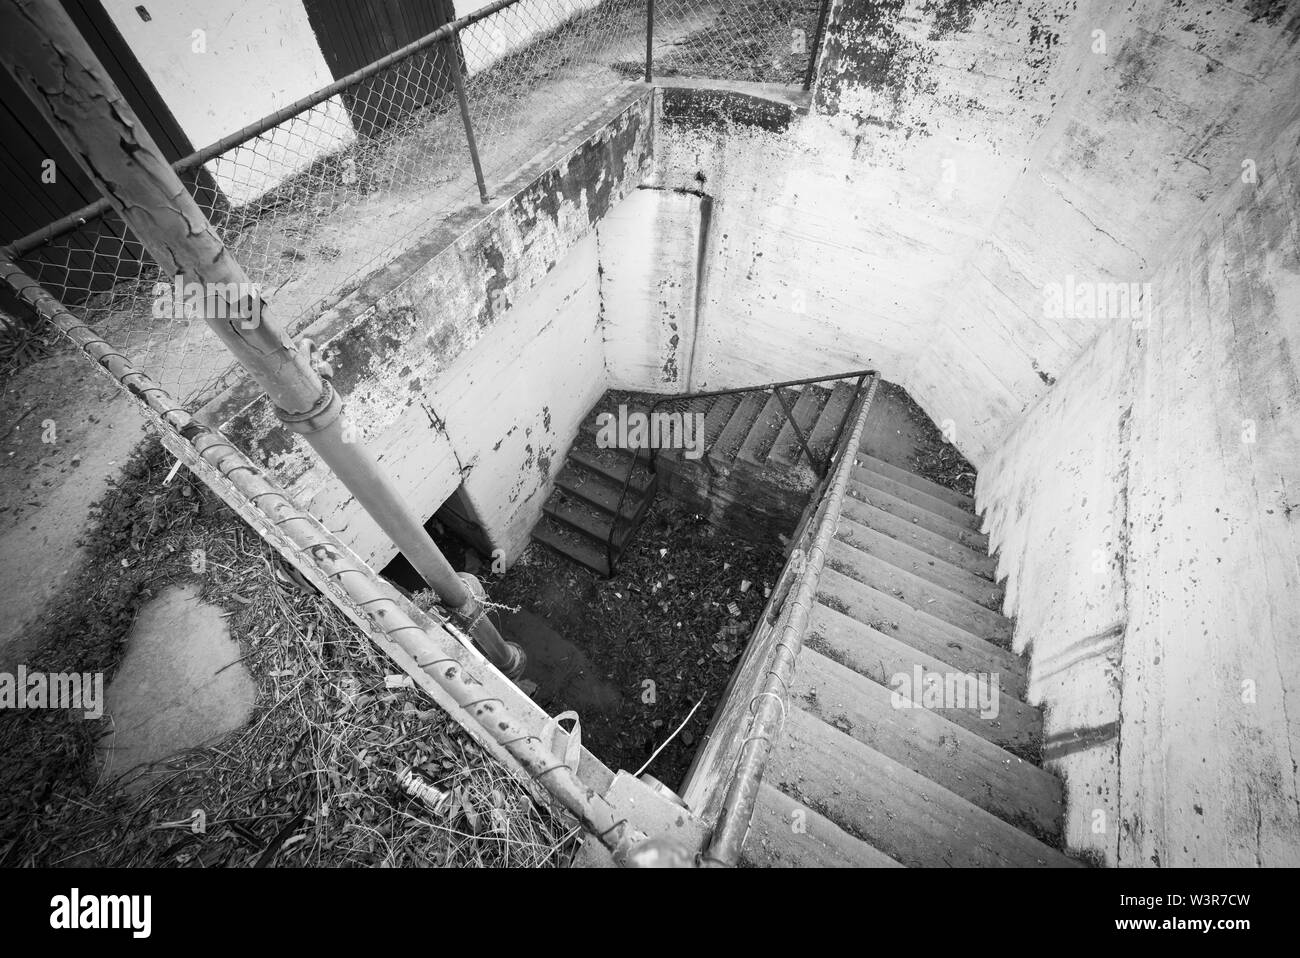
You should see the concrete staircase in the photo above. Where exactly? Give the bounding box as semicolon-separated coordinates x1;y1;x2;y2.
532;383;860;575
740;442;1077;867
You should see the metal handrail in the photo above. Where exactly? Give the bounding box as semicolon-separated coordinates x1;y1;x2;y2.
703;372;880;865
603;368;875;574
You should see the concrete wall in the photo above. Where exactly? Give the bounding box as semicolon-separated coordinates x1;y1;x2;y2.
104;0;353;205
977;104;1300;866
212;90;653;569
650;84;920;390
597;185;704;391
647;1;1300;461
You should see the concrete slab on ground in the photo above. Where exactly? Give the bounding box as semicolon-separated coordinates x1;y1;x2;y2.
98;583;256;786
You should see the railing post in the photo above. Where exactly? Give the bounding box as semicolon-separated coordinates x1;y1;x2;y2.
446;35;490;204
803;0;831;92
0;0;521;675
645;0;655;83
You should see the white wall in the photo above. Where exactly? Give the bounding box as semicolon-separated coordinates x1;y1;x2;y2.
978;106;1300;866
104;0;353;204
597;187;702;391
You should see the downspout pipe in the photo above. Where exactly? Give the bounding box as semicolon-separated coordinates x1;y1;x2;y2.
0;0;524;677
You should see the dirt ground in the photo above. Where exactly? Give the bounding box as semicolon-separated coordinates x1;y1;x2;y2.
0;353;147;672
861;381;978;498
0;438;569;868
488;497;785;790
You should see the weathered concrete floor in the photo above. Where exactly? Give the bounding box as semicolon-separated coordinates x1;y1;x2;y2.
97;583;256;787
0;353;147;672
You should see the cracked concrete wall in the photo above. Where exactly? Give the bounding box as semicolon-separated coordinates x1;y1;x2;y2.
978;104;1300;867
214;90;652;569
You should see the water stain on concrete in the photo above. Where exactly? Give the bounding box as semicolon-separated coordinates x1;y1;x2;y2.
97;583;256;788
497;608;620;715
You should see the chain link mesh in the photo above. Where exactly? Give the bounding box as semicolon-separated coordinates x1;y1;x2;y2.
4;1;819;410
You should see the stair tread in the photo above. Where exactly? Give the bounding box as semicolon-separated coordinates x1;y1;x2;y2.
840;494;999;581
853;451;977;511
845;479;990;554
766;707;1076;868
816;567;1026;698
531;517;610;576
805;380;857;461
834;513;1005;610
568;440;654;493
703;394;741;444
710;392;765;464
791;648;1061;837
825;537;1013;645
543;491;635;551
743;782;903;868
851;463;982;530
736;393;787;465
806;601;1038;753
555;463;646;516
767;386;826;466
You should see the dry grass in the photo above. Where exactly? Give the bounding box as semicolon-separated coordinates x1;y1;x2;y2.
0;434;573;868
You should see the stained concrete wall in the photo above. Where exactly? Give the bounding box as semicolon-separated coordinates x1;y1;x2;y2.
978;104;1300;866
209;89;653;569
597;185;703;391
645;1;1300;460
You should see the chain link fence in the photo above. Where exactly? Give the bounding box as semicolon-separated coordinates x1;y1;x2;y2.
647;0;825;85
3;0;826;409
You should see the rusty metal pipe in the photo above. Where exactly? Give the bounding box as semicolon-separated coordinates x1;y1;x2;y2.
0;0;524;676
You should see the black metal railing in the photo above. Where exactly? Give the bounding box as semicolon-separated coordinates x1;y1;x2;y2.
604;368;874;573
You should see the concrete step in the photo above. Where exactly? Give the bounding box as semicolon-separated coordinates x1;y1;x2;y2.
816;567;1026;698
845;479;990;553
791;649;1062;838
554;462;647;517
767;386;827;467
531;515;610;576
543;490;634;553
825;537;1013;646
766;708;1076;867
743;781;903;868
736;393;786;465
709;392;765;465
834;513;1005;610
805;380;857;463
806;601;1038;754
853;451;977;512
851;462;983;531
840;494;999;581
703;394;741;446
568;436;655;494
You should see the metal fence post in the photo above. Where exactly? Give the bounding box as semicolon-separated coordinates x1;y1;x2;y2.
645;0;655;83
804;0;832;92
0;0;521;675
446;35;490;204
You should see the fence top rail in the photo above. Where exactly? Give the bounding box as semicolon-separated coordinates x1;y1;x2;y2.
3;0;527;257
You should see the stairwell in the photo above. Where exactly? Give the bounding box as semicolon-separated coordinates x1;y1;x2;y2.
532;380;862;574
738;427;1075;867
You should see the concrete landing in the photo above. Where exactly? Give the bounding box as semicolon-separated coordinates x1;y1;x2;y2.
98;584;256;786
